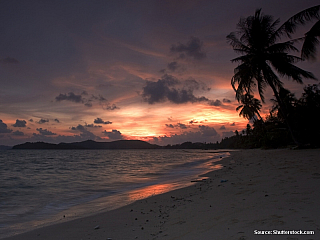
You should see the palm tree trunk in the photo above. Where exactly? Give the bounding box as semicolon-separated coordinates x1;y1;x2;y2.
268;81;301;146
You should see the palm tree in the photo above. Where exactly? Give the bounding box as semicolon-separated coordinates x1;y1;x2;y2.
236;93;262;121
227;8;317;146
270;87;297;121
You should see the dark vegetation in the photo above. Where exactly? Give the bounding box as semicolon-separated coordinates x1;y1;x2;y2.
218;84;320;149
226;5;320;148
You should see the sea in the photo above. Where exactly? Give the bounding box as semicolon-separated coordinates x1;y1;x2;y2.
0;149;229;239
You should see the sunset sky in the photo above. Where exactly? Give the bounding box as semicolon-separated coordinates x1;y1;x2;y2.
0;0;319;146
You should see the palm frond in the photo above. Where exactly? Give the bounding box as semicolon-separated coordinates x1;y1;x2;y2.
267;41;299;53
275;5;320;38
269;55;317;82
301;20;320;60
226;32;251;52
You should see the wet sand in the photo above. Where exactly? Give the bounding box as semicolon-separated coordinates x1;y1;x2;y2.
3;148;320;240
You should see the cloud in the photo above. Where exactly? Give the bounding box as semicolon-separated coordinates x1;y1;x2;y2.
230;122;236;126
54;119;60;123
220;125;226;130
170;36;206;60
71;124;100;140
223;98;231;103
153;125;219;145
55;92;113;109
12;119;27;127
198;125;218;137
71;124;86;131
208;99;222;106
222;131;235;138
101;103;119;111
85;124;102;128
56;92;84;103
0;120;12;133
177;123;187;129
1;57;19;64
94;118;112;124
102;129;123;140
165;123;188;129
37;118;49;124
142;74;209;104
36;128;57;136
189;120;198;124
12;130;24;136
29;119;34;122
167;61;179;71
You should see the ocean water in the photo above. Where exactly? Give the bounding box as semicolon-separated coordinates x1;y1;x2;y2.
0;149;228;238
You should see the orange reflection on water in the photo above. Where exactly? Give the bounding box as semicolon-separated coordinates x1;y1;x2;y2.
128;182;180;201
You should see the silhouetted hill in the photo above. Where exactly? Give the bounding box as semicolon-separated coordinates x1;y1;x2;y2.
12;140;161;150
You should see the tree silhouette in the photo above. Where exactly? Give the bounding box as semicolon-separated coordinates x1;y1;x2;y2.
227;8;318;146
236;93;262;121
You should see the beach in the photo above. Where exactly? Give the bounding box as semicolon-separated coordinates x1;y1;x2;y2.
3;148;320;240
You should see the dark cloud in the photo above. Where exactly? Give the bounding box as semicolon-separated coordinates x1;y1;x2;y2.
170;36;206;60
54;119;60;123
209;99;222;106
167;61;179;72
102;129;123;140
37;118;49;124
85;124;102;128
12;130;24;136
189;120;198;124
102;103;119;111
185;78;210;91
93;118;104;123
71;124;86;131
70;124;99;140
36;128;57;136
56;92;84;103
230;122;236;126
94;118;112;124
29;119;33;122
152;125;219;145
198;125;218;137
222;131;235;138
223;98;231;103
55;92;111;109
12;119;27;127
220;125;226;130
142;74;209;104
177;123;187;129
1;57;19;64
165;123;188;129
0;120;12;133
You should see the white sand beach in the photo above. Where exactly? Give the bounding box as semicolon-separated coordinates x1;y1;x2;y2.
3;148;320;240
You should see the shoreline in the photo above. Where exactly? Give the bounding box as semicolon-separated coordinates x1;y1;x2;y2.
3;148;320;240
1;150;227;239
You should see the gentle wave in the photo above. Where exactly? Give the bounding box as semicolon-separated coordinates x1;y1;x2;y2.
0;149;228;238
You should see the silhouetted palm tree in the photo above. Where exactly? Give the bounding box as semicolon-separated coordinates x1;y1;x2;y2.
270;87;297;121
236;93;262;121
227;8;317;145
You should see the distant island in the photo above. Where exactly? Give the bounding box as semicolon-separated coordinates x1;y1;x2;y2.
11;140;225;150
12;140;162;150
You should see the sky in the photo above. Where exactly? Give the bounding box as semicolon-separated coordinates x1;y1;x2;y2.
0;0;319;146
